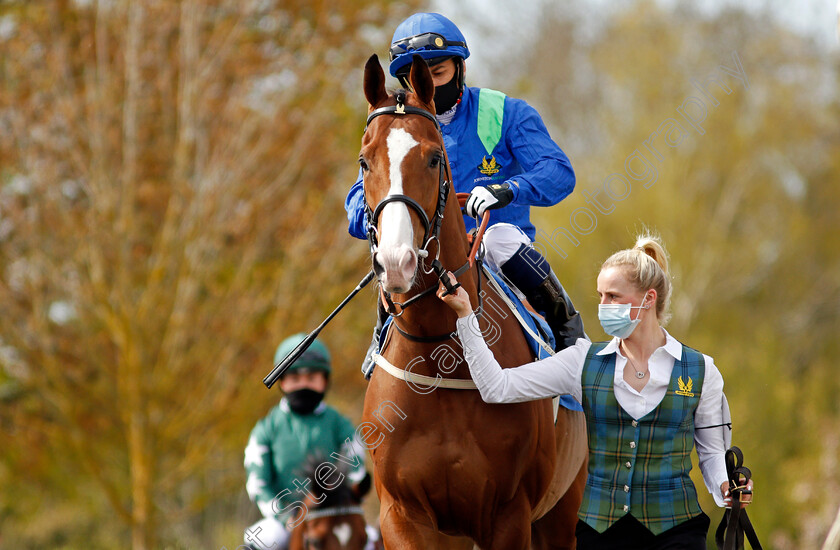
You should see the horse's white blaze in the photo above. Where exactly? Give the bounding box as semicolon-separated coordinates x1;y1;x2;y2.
377;127;419;292
332;522;351;547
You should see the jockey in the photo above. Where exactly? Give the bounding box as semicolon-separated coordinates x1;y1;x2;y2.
243;334;372;550
345;12;585;377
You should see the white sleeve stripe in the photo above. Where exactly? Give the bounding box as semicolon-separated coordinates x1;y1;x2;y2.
257;499;276;518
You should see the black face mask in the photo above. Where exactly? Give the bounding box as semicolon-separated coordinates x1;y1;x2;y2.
434;69;462;114
285;388;325;415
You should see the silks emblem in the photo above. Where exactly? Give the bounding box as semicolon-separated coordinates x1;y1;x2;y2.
675;376;694;397
478;155;502;176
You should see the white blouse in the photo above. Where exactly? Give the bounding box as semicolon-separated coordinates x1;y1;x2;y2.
456;313;730;505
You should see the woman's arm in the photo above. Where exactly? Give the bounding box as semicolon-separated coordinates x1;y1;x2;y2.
439;276;587;404
695;355;752;507
695;355;728;505
457;314;587;403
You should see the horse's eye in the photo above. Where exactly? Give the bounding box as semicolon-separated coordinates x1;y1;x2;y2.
359;157;369;172
430;154;441;168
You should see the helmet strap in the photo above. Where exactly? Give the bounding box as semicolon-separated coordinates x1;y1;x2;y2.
398;74;412;91
456;58;465;90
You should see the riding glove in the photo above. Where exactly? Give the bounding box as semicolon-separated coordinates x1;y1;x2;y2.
465;183;514;218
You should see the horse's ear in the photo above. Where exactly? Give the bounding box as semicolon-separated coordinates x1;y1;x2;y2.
364;54;388;107
408;54;435;107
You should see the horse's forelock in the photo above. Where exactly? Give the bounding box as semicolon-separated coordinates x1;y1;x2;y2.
378;87;433;115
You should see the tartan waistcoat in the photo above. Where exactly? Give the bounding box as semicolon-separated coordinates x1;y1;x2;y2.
579;342;706;535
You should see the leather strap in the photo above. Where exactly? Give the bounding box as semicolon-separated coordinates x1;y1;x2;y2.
715;447;762;550
380;259;472;318
372;353;477;390
366;103;440;132
302;505;365;520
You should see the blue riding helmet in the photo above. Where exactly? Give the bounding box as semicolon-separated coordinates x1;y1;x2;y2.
388;13;470;78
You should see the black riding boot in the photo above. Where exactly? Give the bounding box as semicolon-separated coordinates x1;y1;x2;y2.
523;270;586;351
361;302;389;379
498;243;585;351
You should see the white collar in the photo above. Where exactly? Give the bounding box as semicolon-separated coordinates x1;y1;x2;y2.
596;327;683;361
436;102;459;125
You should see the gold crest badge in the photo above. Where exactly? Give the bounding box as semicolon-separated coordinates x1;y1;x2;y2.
675;376;694;397
478;155;502;176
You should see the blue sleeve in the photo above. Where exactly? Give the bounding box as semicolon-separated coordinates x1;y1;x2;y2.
345;168;368;240
503;98;575;207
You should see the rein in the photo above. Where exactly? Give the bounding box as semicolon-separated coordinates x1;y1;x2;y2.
303;505;365;520
715;447;762;550
378;259;470;320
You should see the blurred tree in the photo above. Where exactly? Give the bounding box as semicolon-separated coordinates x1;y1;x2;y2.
0;0;418;548
3;0;837;548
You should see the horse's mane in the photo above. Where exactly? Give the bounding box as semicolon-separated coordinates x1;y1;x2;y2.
294;453;356;510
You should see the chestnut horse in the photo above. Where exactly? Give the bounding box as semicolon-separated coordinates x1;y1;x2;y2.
359;54;588;550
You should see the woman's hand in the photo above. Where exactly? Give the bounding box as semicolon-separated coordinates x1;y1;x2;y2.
721;479;753;509
436;272;473;318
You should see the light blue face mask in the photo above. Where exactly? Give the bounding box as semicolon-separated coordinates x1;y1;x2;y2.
598;301;650;339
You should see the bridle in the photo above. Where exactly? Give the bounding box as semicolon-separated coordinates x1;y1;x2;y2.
300;505;365;550
362;90;470;336
364;91;447;258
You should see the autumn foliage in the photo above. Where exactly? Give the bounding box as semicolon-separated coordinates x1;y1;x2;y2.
1;1;839;549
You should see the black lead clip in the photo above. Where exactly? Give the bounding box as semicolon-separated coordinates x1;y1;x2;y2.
434;260;461;297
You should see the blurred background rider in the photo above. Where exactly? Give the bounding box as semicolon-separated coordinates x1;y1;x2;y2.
243;334;372;550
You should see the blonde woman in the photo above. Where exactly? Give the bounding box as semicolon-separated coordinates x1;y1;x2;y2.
438;235;753;550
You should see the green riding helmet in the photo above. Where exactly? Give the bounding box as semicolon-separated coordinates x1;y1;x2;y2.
273;333;332;377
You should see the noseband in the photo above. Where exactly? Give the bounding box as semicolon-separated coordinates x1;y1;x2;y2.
363;91;468;331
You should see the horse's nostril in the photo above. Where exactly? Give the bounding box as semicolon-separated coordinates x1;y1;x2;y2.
399;249;417;275
372;254;385;277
